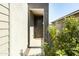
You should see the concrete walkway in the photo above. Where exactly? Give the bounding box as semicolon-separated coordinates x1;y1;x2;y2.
23;37;43;56
24;48;41;56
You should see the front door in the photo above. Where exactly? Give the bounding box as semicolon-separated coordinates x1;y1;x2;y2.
34;15;43;38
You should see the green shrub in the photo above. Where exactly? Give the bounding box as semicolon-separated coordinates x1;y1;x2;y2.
44;16;79;56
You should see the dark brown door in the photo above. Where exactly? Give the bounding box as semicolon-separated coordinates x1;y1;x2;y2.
34;15;43;38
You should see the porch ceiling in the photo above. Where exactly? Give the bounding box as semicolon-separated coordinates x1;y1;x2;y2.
30;8;44;16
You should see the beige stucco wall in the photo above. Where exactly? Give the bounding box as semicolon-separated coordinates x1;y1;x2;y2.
10;3;28;56
0;3;49;56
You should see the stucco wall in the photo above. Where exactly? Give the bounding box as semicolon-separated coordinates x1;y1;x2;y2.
10;3;28;56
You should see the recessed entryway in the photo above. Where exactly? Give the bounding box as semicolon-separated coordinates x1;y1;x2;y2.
28;8;44;47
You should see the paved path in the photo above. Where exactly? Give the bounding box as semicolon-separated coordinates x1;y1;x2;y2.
24;48;41;56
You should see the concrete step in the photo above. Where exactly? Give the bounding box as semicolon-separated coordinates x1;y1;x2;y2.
27;48;41;56
24;48;41;56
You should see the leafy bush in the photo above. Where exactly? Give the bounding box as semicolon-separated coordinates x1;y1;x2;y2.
44;16;79;56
